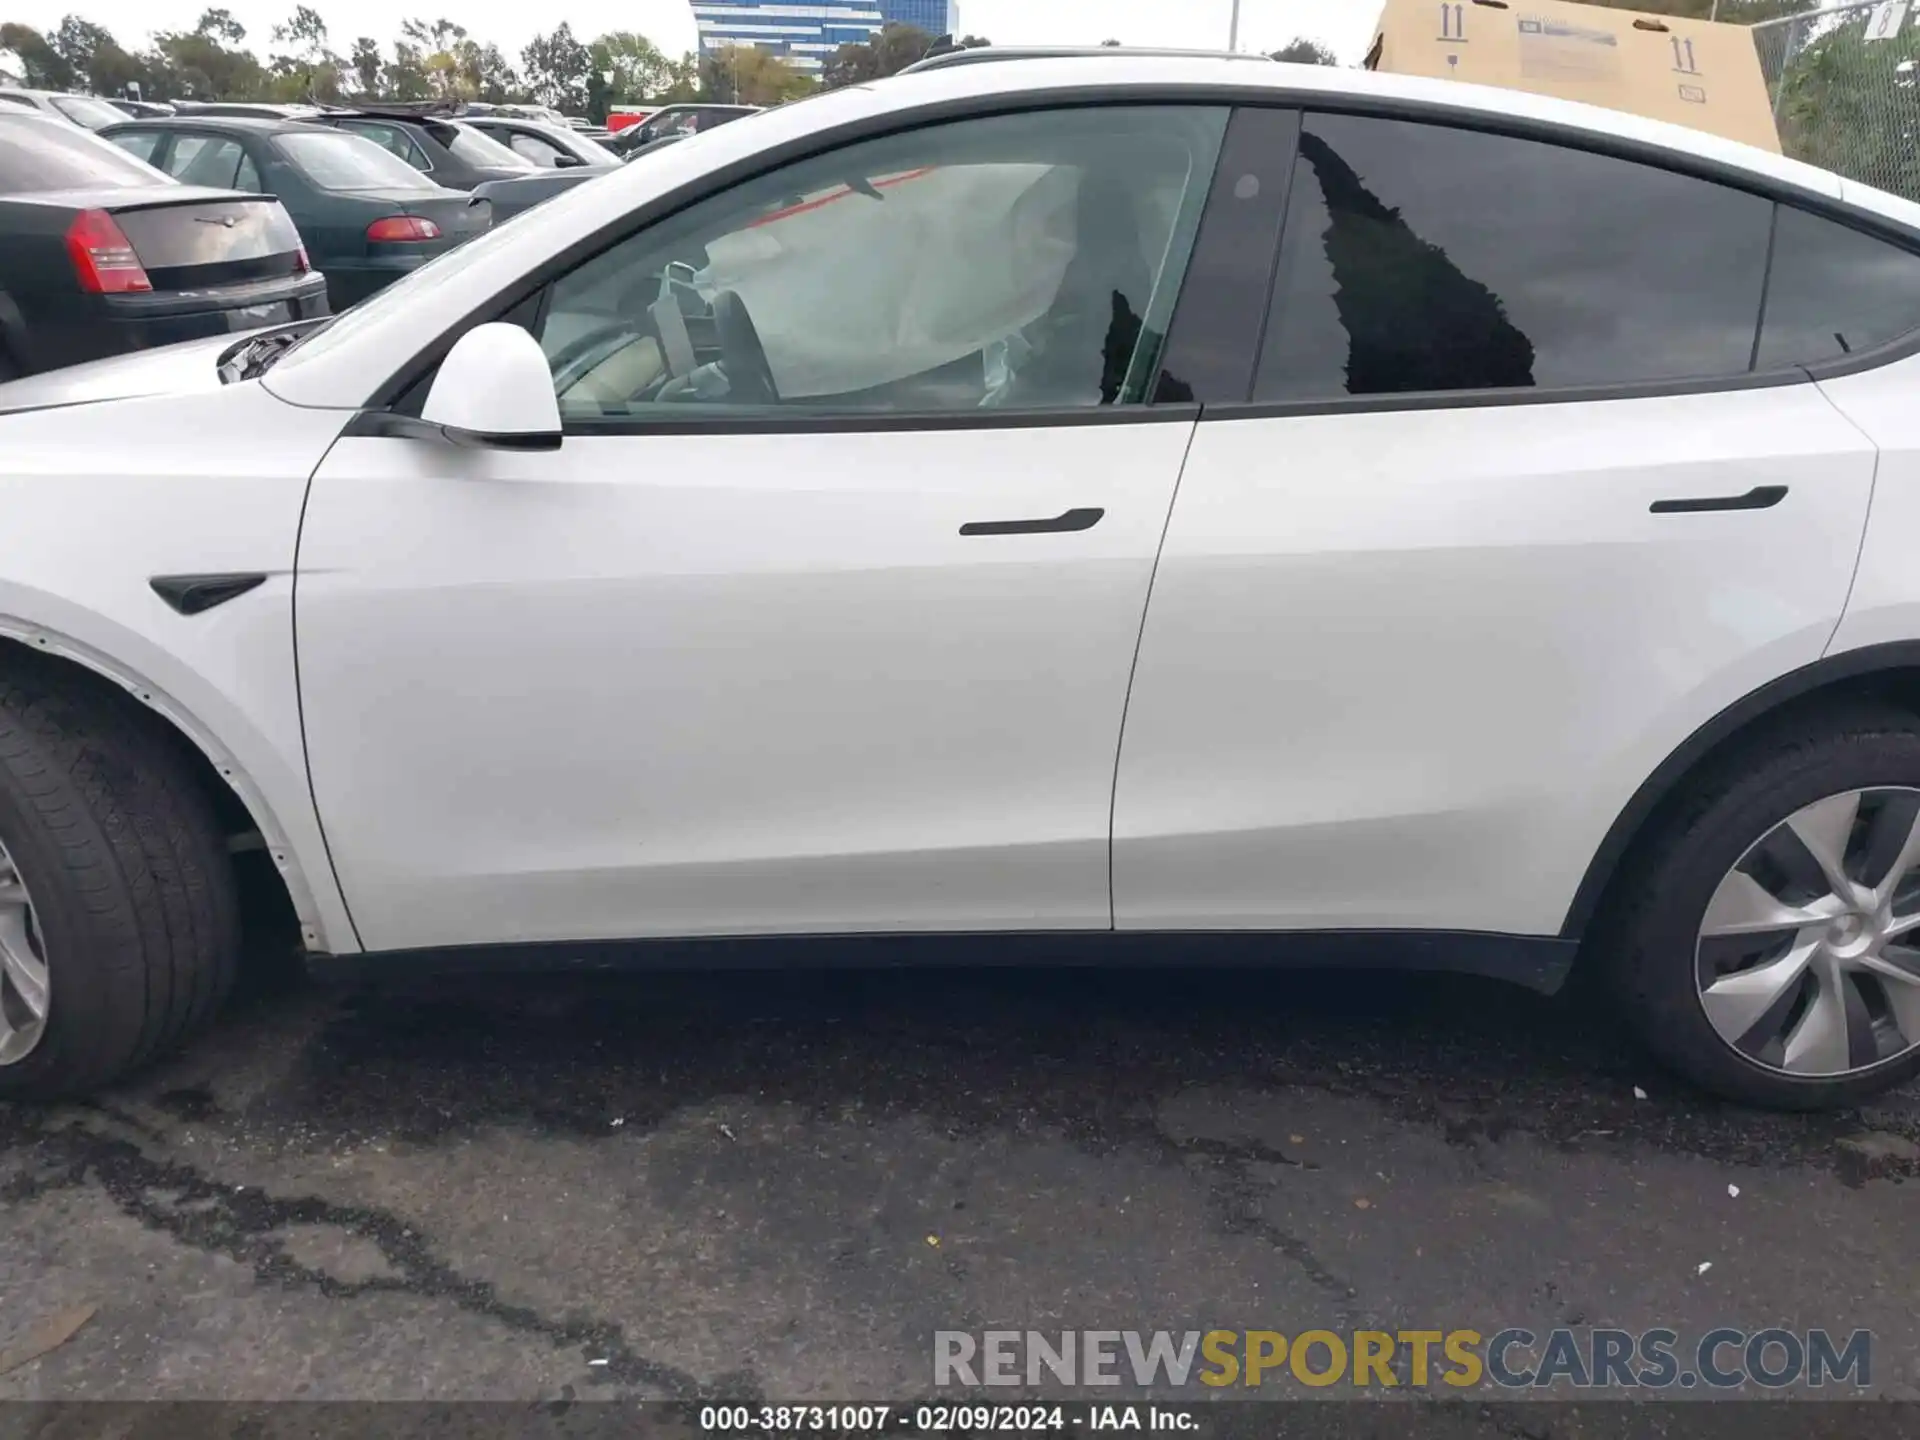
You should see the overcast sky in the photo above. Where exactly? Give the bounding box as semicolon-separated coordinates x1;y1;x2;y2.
3;0;1381;65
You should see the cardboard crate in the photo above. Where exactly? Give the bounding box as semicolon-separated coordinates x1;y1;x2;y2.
1365;0;1782;153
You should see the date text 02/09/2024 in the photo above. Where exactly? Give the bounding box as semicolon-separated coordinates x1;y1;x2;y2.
698;1406;1174;1433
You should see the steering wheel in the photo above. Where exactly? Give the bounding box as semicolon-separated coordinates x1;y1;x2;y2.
712;289;780;406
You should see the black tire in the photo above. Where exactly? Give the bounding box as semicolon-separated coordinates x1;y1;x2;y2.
0;665;239;1099
1600;703;1920;1110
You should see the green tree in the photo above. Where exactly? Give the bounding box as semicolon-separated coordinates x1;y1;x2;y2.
349;36;382;95
382;40;432;100
148;10;266;100
1272;37;1338;66
700;43;812;105
522;21;591;112
591;30;674;102
1773;8;1920;200
267;6;343;101
821;21;935;89
0;22;75;89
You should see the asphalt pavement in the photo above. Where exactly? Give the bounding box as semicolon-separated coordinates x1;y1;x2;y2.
1;921;1916;1419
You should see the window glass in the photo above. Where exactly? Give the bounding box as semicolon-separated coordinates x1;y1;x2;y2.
168;135;247;189
342;121;427;169
1255;114;1774;401
535;106;1227;423
48;93;127;130
508;131;567;166
276;130;436;190
107;128;163;163
446;122;534;170
235;150;261;191
0;113;167;190
1757;205;1920;367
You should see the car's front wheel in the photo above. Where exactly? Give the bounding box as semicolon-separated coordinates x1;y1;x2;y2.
1605;704;1920;1109
0;664;239;1099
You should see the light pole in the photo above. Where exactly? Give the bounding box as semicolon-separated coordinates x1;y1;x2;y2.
1228;0;1242;51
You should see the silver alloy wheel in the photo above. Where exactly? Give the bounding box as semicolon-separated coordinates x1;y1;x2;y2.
0;837;49;1065
1697;787;1920;1077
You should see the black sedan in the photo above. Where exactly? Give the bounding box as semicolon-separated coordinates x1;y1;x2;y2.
100;116;492;310
299;109;535;191
0;111;327;381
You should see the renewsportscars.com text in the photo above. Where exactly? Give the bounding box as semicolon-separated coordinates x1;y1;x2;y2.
933;1328;1872;1391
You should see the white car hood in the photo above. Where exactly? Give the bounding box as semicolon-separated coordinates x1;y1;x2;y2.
0;332;249;413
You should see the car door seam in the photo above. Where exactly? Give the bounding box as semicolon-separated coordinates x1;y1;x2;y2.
288;421;370;953
1810;368;1885;660
1106;413;1204;929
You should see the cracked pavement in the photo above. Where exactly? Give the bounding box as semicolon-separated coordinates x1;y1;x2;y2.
1;937;1917;1409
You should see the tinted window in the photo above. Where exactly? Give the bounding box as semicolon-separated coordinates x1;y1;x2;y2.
507;131;568;166
107;128;163;163
0;114;168;192
341;121;427;169
1255;114;1774;402
447;122;535;170
48;93;128;130
1757;206;1920;367
276;129;439;191
534;105;1227;423
167;135;250;189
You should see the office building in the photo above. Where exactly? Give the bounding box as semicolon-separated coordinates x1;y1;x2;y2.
692;0;961;75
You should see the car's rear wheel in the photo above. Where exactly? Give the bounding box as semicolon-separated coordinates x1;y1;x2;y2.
1604;705;1920;1109
0;666;239;1099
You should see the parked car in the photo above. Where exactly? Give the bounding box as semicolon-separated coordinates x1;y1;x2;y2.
106;98;176;118
298;108;536;190
0;110;326;380
0;88;130;130
171;102;322;121
101;115;492;308
469;132;686;223
3;54;1920;1109
607;103;758;156
459;114;617;170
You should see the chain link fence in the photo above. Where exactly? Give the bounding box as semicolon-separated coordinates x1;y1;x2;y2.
1722;0;1920;200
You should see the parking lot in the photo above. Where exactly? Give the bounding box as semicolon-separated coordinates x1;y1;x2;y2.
1;932;1916;1409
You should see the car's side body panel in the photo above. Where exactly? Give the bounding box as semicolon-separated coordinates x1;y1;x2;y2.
1112;384;1878;935
295;421;1196;952
0;383;356;952
1820;350;1920;659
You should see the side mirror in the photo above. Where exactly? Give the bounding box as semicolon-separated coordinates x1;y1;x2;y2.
553;152;586;168
419;322;562;450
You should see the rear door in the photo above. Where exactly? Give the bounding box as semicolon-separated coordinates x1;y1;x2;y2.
1113;109;1879;938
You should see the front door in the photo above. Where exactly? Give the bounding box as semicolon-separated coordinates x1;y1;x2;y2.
296;102;1230;952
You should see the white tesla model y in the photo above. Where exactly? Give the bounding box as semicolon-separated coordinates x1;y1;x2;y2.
2;52;1920;1108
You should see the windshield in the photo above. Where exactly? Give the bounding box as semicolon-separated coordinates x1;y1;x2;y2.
446;122;536;171
0;114;170;192
49;93;129;131
276;130;441;191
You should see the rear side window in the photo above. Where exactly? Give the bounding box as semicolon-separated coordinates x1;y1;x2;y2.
507;131;568;166
167;134;254;189
0;115;167;192
341;121;429;170
1756;206;1920;367
1255;113;1775;401
445;123;535;170
107;129;163;163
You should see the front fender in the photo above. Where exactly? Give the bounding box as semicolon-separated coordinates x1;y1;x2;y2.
0;382;359;953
